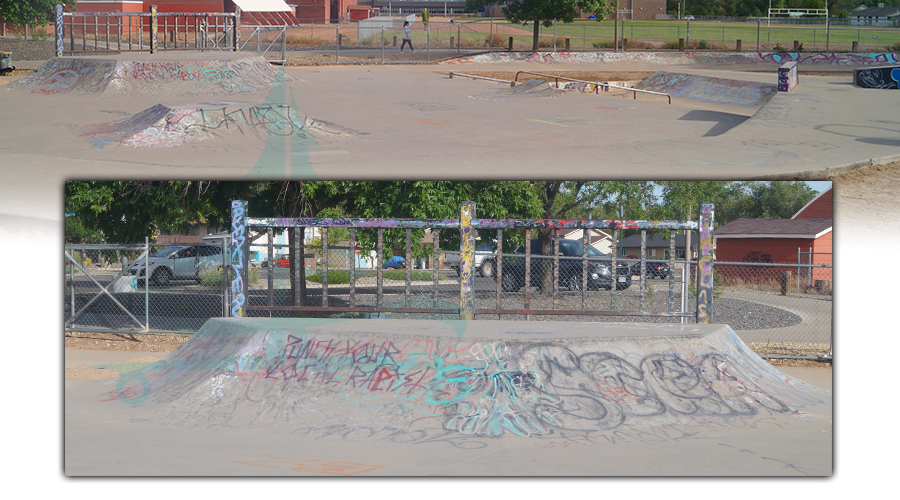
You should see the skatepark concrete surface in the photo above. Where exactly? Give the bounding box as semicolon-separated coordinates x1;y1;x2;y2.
1;51;899;188
63;318;832;476
0;50;893;492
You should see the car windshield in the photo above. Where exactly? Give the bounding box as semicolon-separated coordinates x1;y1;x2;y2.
559;240;606;257
151;247;183;258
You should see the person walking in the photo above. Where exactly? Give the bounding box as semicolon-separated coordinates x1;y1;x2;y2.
400;21;415;53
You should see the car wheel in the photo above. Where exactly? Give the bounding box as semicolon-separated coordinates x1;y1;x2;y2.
501;272;520;293
152;268;171;286
567;275;583;291
481;260;495;278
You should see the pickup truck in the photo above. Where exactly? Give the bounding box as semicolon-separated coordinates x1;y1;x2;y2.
444;241;497;278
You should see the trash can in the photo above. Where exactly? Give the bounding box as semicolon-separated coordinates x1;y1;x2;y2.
0;52;14;75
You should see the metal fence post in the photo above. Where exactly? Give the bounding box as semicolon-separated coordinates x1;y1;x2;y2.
695;202;715;324
234;7;241;51
682;228;690;323
460;201;476;320
56;5;64;57
145;237;150;329
150;5;158;54
296;227;306;308
230;200;249;317
349;228;357;308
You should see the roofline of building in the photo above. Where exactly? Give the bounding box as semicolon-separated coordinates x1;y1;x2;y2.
792;188;831;219
715;227;832;239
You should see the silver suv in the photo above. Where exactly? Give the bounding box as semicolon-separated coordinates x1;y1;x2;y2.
130;245;225;286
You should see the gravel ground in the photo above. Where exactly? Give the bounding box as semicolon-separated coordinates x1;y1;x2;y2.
0;38;56;64
65;292;826;368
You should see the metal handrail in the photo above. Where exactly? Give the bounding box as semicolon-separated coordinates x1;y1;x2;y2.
514;70;672;104
449;72;516;86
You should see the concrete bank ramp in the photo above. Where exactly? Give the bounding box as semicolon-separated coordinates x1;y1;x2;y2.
76;102;347;148
111;318;830;441
636;71;777;107
10;53;289;96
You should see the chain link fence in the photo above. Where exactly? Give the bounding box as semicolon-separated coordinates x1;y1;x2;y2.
713;260;832;360
64;242;232;334
53;7;900;60
64;242;833;360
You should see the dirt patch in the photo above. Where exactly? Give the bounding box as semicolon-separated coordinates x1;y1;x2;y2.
65;330;191;353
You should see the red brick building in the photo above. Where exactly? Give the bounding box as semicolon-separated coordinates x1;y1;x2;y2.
714;215;832;290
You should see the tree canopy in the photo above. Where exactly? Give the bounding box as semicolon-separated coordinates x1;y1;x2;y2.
466;0;614;50
0;0;74;28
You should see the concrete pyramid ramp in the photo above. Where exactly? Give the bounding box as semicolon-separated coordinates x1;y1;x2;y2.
636;71;777;107
11;53;289;96
76;102;349;148
108;318;830;441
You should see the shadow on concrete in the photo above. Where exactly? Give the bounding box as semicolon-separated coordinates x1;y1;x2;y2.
678;109;750;137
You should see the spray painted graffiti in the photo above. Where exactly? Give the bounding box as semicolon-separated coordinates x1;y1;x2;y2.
854;66;900;89
79;103;328;148
123;323;829;449
13;58;117;95
778;62;799;92
11;57;288;96
743;251;773;263
637;72;775;106
56;5;64;57
696;203;715;324
249;217;698;232
444;51;900;68
230;201;247;317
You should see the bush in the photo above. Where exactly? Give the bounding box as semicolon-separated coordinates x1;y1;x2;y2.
537;37;554;48
773;43;788;52
383;269;450;281
888;42;900;52
698;39;709;50
593;40;615;49
199;267;259;287
485;33;505;48
665;41;681;50
286;35;330;47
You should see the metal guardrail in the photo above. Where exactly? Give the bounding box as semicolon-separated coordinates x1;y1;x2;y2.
54;4;237;56
228;201;716;323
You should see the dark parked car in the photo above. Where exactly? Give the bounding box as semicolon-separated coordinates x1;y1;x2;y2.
495;239;631;292
645;261;670;279
631;261;671;279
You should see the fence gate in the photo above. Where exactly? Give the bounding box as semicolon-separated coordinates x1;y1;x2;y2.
55;4;238;56
228;201;715;323
65;242;150;334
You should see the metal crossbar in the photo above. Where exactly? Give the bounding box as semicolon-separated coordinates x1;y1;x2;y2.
229;201;715;323
55;5;237;56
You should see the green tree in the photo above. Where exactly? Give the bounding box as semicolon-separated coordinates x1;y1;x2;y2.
527;181;656;291
0;0;74;28
466;0;614;51
745;181;820;219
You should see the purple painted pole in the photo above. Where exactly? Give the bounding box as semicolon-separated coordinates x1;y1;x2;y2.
460;202;475;320
56;5;64;57
230;200;249;317
696;202;715;324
